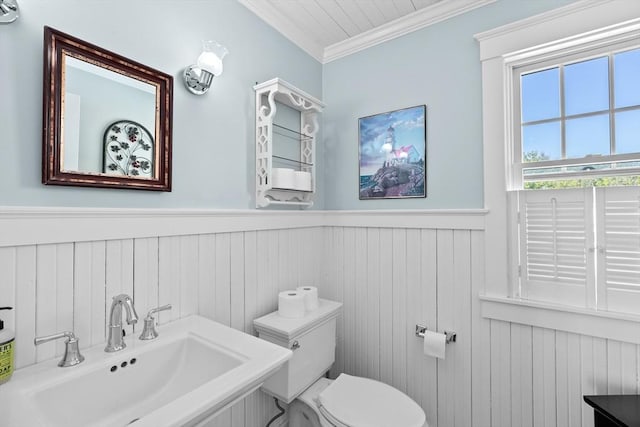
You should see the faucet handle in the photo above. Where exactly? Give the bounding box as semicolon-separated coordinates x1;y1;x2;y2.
139;304;172;341
147;304;172;317
34;331;85;367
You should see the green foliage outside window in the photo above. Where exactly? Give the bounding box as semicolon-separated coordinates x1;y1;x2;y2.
525;175;640;189
522;150;640;189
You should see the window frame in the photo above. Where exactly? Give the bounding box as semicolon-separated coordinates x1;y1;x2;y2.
506;33;640;311
505;37;640;190
512;40;640;188
477;1;640;341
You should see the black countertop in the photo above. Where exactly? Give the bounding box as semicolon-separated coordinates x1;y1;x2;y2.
584;395;640;427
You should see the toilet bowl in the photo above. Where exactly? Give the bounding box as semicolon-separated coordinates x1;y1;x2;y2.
253;299;427;427
287;377;333;427
289;375;426;427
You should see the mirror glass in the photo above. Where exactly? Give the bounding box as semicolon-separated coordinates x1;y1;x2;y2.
43;27;173;191
62;56;157;176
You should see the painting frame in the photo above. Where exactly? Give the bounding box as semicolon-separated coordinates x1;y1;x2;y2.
358;105;427;200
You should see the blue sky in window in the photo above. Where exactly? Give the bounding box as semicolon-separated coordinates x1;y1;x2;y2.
615;49;640;108
565;57;609;116
523;122;561;160
521;68;559;123
566;114;609;158
616;110;640;154
521;48;640;162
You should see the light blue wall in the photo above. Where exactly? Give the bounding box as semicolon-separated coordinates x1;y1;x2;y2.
0;0;322;208
322;0;575;210
1;0;581;210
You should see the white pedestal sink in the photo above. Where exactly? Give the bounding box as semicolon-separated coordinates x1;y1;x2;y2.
0;315;292;427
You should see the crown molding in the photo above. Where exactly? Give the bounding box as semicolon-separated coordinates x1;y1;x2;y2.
238;0;324;62
324;0;496;63
474;0;611;43
239;0;495;64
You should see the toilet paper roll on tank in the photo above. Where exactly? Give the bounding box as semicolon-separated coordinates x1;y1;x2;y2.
277;291;305;318
296;286;319;311
277;286;320;318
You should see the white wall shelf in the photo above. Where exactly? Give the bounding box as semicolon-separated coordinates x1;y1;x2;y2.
254;78;325;209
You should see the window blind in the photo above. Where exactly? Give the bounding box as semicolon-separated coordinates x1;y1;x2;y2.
515;186;640;314
597;186;640;314
517;188;594;308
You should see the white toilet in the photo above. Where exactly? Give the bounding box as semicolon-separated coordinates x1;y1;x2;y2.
254;299;426;427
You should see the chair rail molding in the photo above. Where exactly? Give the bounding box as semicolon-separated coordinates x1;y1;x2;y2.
0;207;324;247
323;209;487;230
0;207;487;247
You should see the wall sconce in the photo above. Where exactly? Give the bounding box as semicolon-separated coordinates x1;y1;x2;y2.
183;40;228;95
0;0;19;24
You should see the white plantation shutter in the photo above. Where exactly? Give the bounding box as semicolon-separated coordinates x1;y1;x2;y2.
518;188;595;308
596;186;640;314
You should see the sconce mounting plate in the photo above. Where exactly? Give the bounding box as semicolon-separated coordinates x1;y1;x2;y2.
183;66;214;95
0;0;19;24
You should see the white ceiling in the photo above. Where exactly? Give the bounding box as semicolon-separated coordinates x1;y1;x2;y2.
239;0;496;63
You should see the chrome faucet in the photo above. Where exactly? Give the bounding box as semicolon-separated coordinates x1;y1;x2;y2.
105;294;139;352
139;304;172;341
34;331;85;367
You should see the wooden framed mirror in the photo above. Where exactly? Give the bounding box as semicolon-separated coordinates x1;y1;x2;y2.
42;26;173;191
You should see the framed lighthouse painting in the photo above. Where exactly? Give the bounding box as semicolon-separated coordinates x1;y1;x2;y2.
358;105;426;200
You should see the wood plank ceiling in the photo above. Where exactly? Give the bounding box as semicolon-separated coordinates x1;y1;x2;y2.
264;0;442;47
239;0;494;62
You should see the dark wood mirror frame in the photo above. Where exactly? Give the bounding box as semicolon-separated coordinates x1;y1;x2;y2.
42;26;173;191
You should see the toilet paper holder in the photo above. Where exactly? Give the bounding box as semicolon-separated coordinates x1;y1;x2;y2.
415;324;456;344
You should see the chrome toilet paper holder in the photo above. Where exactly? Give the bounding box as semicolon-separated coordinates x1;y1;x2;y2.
415;324;456;344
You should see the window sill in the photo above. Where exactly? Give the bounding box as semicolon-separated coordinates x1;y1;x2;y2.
480;295;640;344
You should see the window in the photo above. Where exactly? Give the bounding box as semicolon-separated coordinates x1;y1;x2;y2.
477;0;640;338
511;42;640;315
513;46;640;189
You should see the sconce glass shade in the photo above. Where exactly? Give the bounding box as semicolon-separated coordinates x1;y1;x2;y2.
0;0;19;24
183;40;228;96
197;41;228;76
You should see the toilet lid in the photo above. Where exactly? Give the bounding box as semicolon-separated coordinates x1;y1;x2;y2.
318;374;426;427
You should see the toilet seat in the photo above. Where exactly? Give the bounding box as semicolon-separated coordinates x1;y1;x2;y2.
317;374;425;427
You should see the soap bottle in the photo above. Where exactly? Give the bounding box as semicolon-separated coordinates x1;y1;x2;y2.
0;307;14;385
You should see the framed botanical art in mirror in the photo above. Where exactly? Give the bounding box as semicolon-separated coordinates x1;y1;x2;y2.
42;26;173;191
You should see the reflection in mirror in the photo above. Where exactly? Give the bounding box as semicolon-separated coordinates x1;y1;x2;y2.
43;26;173;191
62;56;157;176
103;120;155;178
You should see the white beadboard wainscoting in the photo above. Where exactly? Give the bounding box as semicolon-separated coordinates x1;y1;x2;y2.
321;226;490;427
2;207;636;427
0;208;326;427
488;320;640;427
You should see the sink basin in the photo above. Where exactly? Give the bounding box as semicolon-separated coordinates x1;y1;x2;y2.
34;335;244;427
0;315;292;427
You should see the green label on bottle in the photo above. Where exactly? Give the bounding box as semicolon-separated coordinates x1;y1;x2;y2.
0;339;14;384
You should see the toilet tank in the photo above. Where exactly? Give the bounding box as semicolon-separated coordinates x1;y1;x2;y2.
254;299;342;403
